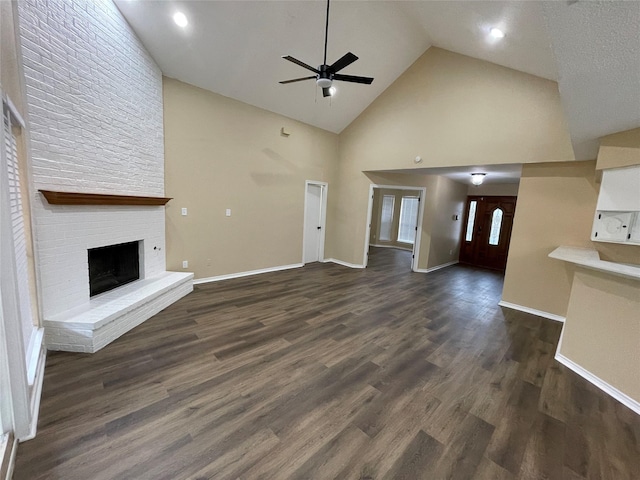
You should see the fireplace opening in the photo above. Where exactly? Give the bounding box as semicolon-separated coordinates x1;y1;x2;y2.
88;241;140;297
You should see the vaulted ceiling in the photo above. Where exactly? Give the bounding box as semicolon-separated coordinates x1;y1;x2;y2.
115;0;640;162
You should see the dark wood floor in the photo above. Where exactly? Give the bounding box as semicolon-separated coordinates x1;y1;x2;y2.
14;248;640;479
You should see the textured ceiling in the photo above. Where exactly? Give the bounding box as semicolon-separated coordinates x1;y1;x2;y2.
542;1;640;160
114;0;640;163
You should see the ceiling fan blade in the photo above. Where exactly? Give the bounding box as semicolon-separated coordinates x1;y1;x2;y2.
279;76;317;84
330;52;358;73
282;55;319;74
333;73;374;85
322;87;331;97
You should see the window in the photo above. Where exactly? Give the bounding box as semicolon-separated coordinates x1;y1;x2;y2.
397;196;419;244
3;99;36;360
379;195;395;241
489;208;503;245
465;200;477;242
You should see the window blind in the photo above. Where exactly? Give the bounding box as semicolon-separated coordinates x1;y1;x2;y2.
3;104;34;355
379;195;395;241
397;196;419;244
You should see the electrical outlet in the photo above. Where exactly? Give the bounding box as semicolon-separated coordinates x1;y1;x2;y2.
225;208;231;217
449;249;453;255
182;260;188;268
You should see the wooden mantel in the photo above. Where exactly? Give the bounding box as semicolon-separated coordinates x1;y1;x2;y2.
39;190;172;206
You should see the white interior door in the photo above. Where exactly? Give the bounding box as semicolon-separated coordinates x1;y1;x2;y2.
303;183;324;264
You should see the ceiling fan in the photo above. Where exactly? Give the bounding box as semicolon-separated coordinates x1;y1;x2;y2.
279;0;374;97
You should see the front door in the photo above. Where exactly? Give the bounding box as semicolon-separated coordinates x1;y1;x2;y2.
459;196;517;271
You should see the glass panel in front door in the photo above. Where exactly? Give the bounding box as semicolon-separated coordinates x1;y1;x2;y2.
465;200;477;242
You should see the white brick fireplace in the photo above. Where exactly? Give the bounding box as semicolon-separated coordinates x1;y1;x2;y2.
35;199;192;352
18;0;192;352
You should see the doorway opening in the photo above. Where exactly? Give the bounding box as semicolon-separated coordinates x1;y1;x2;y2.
302;181;328;264
459;195;516;272
364;184;426;271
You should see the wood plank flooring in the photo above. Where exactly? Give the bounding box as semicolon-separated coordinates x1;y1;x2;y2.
13;247;640;479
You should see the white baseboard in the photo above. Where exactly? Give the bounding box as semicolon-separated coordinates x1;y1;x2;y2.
498;300;566;323
323;258;365;269
193;263;304;285
555;353;640;416
414;261;459;274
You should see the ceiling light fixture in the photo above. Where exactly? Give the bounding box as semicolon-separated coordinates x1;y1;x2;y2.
489;27;505;39
316;77;332;89
471;173;486;186
328;86;337;96
173;11;188;28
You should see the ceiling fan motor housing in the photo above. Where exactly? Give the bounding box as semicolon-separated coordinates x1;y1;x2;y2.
316;65;333;88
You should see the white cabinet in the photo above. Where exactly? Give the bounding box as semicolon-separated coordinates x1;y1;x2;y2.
596;166;640;211
591;165;640;245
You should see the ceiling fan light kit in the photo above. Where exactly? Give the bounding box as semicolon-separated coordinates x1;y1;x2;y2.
317;77;332;89
280;0;373;97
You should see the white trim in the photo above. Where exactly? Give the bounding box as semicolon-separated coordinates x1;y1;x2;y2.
413;261;459;274
323;258;365;269
498;300;566;323
0;433;17;480
302;181;328;265
364;184;427;271
25;328;43;385
1;95;25;130
193;263;304;285
555;321;566;359
20;346;45;442
0;88;31;440
555;353;640;416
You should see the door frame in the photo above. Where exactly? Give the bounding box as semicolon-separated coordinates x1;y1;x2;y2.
302;180;328;264
364;184;426;271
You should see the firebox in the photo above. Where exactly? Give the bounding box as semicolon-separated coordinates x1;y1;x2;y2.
88;241;140;296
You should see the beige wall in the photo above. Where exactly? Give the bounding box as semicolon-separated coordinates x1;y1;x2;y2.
502;161;599;316
426;176;468;269
328;47;574;266
338;47;574;172
502;160;640;317
163;77;338;279
467;183;519;196
559;269;640;402
597;127;640;170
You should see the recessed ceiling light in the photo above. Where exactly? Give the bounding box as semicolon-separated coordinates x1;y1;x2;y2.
328;86;337;96
490;27;505;39
173;11;188;28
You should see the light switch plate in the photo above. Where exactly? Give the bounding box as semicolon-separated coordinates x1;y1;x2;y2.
226;208;231;217
181;208;187;216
